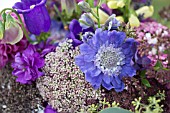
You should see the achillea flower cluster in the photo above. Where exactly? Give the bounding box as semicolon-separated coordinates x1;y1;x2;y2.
0;38;28;69
11;45;44;84
135;21;170;67
37;39;102;113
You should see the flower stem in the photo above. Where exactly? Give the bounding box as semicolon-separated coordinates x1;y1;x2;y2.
96;6;100;28
0;8;31;42
53;5;67;26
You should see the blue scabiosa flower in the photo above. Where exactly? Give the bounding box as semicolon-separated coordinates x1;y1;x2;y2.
13;0;51;35
75;28;137;92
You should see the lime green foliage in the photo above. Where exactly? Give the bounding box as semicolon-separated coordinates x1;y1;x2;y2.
31;32;51;44
79;98;120;113
99;107;132;113
132;91;165;113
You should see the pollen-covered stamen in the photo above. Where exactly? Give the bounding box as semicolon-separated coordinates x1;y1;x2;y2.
30;5;35;9
95;44;125;76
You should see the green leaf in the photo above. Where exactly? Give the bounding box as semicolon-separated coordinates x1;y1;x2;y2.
163;49;170;54
142;79;151;88
162;68;169;71
140;70;146;78
154;61;163;71
2;12;7;22
0;21;4;39
99;107;132;113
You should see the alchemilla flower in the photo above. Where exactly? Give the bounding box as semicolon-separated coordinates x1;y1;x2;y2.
12;45;44;84
75;29;137;92
13;0;51;35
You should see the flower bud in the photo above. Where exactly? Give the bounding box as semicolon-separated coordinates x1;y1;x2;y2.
0;14;23;45
79;13;94;29
129;14;140;27
104;14;120;30
78;1;91;12
136;5;154;19
61;0;77;17
107;0;125;9
90;8;109;24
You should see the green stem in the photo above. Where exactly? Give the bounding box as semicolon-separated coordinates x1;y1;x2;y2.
96;6;100;28
53;5;67;26
0;8;31;42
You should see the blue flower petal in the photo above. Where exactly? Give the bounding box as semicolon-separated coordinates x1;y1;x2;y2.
75;55;85;66
108;31;126;47
85;72;93;83
91;74;103;86
102;81;114;90
90;67;101;77
102;75;111;84
114;82;125;92
122;65;136;77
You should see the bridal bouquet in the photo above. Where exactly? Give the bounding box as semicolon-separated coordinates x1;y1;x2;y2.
0;0;169;113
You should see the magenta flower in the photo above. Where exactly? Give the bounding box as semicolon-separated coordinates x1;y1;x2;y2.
13;0;51;35
11;45;44;84
0;38;28;69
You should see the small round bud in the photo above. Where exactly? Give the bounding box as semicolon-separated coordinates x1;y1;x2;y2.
78;1;91;12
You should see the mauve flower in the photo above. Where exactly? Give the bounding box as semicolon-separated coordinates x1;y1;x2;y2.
0;38;28;69
44;105;57;113
75;28;137;92
68;19;94;47
11;45;44;84
13;0;51;35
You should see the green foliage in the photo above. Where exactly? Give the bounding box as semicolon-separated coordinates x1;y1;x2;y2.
79;98;120;113
132;91;165;113
154;61;169;71
99;107;132;113
140;70;151;88
0;21;4;39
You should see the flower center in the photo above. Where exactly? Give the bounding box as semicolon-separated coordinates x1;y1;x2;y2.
95;44;125;76
30;5;36;9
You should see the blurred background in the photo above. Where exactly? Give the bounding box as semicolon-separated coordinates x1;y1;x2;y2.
152;0;170;28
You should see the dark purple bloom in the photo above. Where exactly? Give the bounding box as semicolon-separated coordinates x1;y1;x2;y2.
11;45;44;84
75;29;137;92
68;19;94;47
35;39;56;57
133;52;151;70
44;105;57;113
13;0;51;35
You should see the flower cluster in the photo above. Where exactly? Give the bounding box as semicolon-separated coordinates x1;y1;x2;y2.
11;45;44;84
37;39;102;112
135;21;170;67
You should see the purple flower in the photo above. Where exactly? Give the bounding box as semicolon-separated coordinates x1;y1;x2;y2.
68;19;94;47
75;29;137;92
133;52;151;70
35;39;56;57
13;0;51;35
44;105;57;113
11;45;44;84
